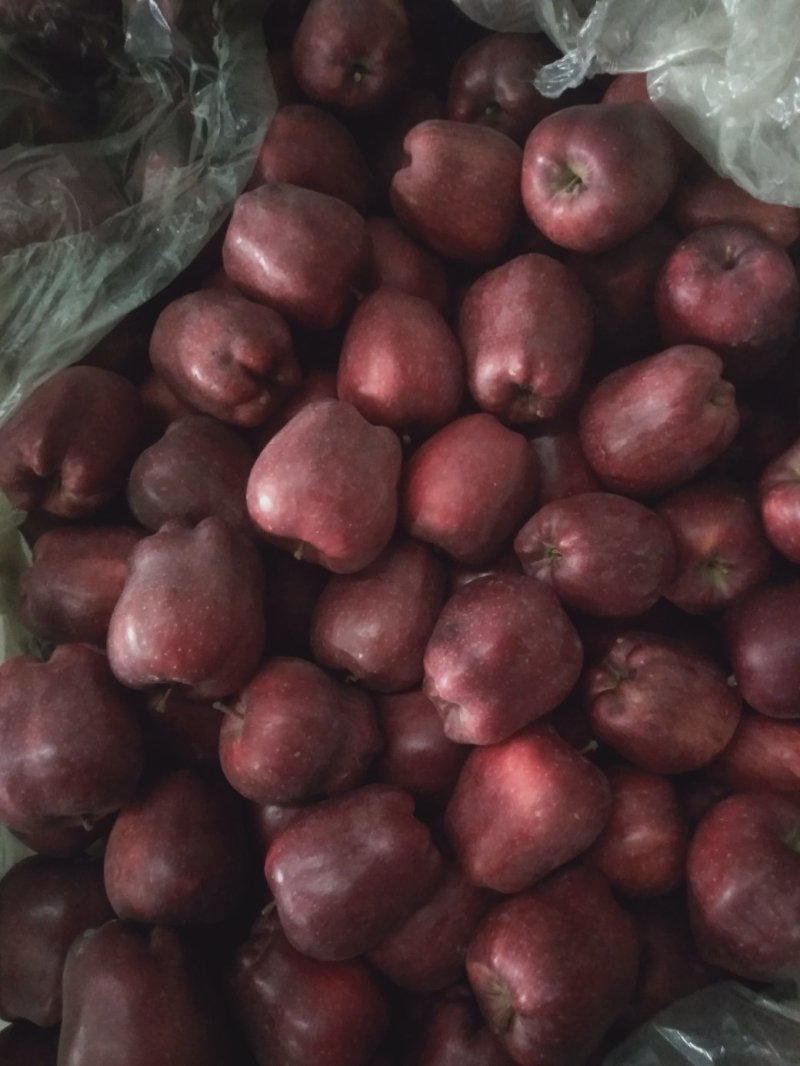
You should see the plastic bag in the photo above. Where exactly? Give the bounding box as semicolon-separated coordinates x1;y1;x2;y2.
0;0;273;423
451;0;800;209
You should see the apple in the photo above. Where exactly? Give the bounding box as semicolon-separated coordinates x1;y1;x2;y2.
391;120;522;263
457;253;593;423
246;399;402;573
727;581;800;718
107;517;265;700
0;366;143;518
687;791;800;980
18;525;142;646
514;491;676;617
709;711;800;797
314;679;383;797
446;722;610;893
760;436;800;563
656;222;800;383
0;644;143;834
365;216;449;313
402;413;538;565
310;540;447;692
149;289;300;427
264;784;443;960
521;102;679;253
414;998;517;1066
586;632;742;773
466;866;640;1066
579;345;740;496
222;183;369;330
425;572;583;745
528;422;600;504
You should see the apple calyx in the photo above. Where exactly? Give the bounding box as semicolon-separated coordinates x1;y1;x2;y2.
483;977;515;1034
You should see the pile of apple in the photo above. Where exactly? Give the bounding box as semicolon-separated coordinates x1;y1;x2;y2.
2;1;800;1064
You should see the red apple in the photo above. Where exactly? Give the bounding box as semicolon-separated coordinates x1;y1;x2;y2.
760;436;800;563
727;581;800;718
365;216;449;313
709;711;800;797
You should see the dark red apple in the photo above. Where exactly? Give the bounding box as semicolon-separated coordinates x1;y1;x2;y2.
445;723;610;893
528;422;600;504
107;518;265;700
727;581;800;718
584;766;687;897
458;253;592;422
656;222;800;383
710;711;800;797
424;572;583;745
687;791;800;980
127;416;253;533
521;103;679;253
291;0;414;113
264;784;443;960
247;399;402;572
467;866;640;1066
223;183;369;330
149;289;300;427
658;480;773;612
0;644;142;834
103;770;246;925
18;525;141;646
760;436;800;564
230;911;389;1066
249;103;372;211
579;345;739;496
310;540;447;692
514;492;676;617
0;366;143;518
337;287;465;432
447;33;559;144
402;413;537;565
314;682;383;795
365;216;449;313
586;632;742;773
414;998;517;1066
391;120;522;263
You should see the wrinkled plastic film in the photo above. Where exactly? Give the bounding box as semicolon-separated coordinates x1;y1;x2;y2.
451;0;800;207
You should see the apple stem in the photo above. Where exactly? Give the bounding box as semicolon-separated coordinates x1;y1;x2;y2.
293;541;306;562
154;685;174;714
79;815;94;832
213;700;244;720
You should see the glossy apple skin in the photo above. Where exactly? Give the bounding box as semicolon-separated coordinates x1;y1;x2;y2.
579;345;740;496
126;416;253;534
0;855;113;1027
424;573;583;745
223;183;369;330
467;867;640;1066
656;223;800;383
310;540;447;692
149;290;300;427
59;922;231;1066
584;766;687;897
249;103;372;211
514;492;676;617
447;33;559;144
391;120;522;264
338;288;465;432
291;0;413;113
672;164;800;248
528;423;599;504
247;399;402;573
264;784;443;960
521;102;679;253
710;711;800;797
728;581;800;718
103;770;246;926
402;414;537;565
414;999;517;1066
657;480;773;613
0;644;143;834
760;437;800;563
373;690;468;804
0;366;143;518
0;1022;59;1065
18;525;141;646
365;217;449;313
218;657;373;805
231;912;389;1066
107;518;265;701
367;865;494;992
445;723;610;893
687;792;800;980
458;253;592;423
587;633;741;773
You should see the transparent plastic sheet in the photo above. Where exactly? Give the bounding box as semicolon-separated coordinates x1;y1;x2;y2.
451;0;800;208
0;0;273;423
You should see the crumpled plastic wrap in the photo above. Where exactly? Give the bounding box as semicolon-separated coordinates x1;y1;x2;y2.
0;0;273;423
451;0;800;209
